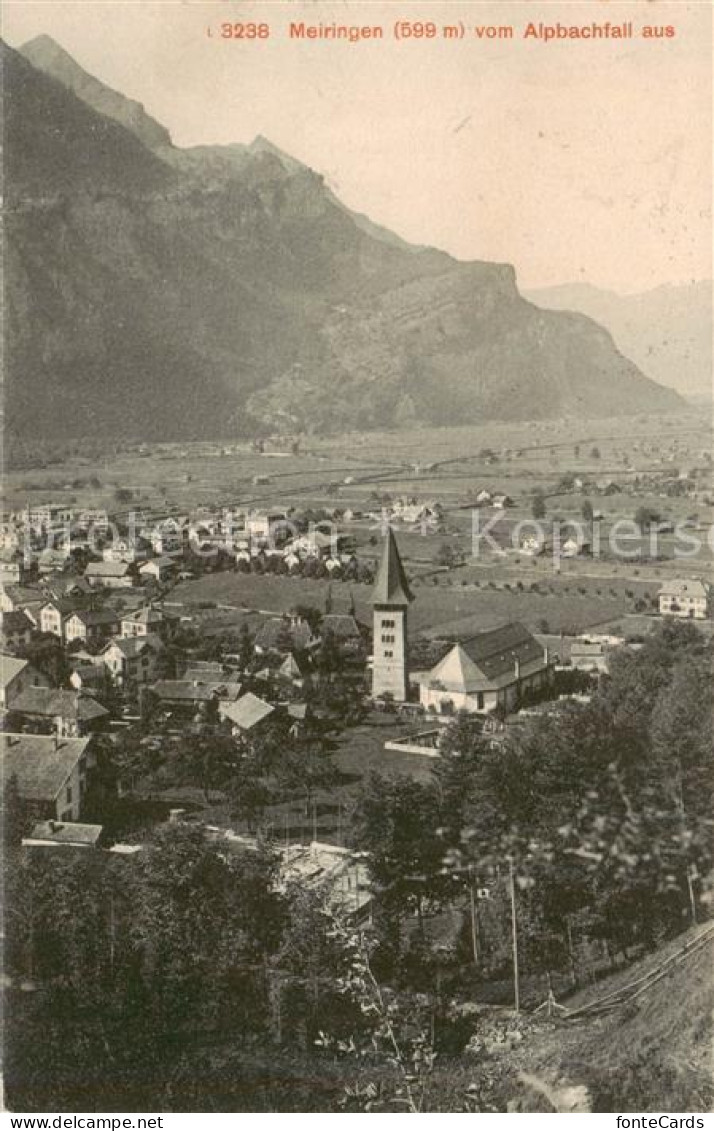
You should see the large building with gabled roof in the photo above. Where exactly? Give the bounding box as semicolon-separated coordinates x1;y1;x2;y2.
419;621;552;716
371;529;413;702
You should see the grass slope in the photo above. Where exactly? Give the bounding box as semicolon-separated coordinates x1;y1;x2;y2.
508;925;713;1112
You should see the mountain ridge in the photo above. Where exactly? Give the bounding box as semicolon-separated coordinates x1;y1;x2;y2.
525;280;712;399
4;36;683;446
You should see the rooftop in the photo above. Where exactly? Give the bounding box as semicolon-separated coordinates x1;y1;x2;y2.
85;561;131;577
1;732;91;802
152;679;242;704
459;622;545;680
659;579;709;599
10;688;109;721
372;529;413;607
219;692;274;731
69;608;119;627
104;634;163;658
1;654;29;689
121;606;164;625
254;617;316;653
24;819;103;847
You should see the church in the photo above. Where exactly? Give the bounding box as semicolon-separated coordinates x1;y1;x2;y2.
371;528;413;701
371;530;552;713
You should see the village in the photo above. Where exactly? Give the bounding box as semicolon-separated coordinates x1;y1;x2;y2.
1;416;712;872
2;418;713;1112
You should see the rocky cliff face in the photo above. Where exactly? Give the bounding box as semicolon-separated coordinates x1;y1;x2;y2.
4;38;683;446
525;281;713;400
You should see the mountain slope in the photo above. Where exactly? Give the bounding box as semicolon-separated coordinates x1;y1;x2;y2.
20;34;173;150
525;281;712;400
4;38;684;446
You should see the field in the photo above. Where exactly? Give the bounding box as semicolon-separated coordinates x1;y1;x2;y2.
167;569;635;638
5;411;712;644
5;409;711;518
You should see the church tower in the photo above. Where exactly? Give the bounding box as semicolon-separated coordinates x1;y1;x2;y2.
371;528;413;701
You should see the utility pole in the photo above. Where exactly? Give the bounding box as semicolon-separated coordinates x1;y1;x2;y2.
468;868;479;967
509;858;520;1013
676;760;698;925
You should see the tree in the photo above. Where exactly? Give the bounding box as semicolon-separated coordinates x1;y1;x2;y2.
236;623;255;672
634;506;660;532
437;543;456;569
170;730;238;802
353;774;454;938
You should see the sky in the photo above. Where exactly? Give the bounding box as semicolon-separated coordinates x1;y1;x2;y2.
4;0;712;292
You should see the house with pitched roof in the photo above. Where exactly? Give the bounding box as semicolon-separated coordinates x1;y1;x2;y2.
658;579;710;620
1;732;94;821
101;634;164;686
254;616;318;657
1;609;35;651
219;692;274;736
0;584;44;615
120;606;176;640
8;688;109;737
419;622;552;715
65;608;120;645
39;597;82;639
151;678;242;714
69;660;107;694
85;561;135;589
320;613;366;660
138;556;180;585
1;654;52;712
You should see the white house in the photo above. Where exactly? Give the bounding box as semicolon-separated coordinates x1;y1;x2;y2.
138;557;179;585
120;606;168;638
65;608;120;645
419;622;552;716
246;511;288;544
102;538;144;564
101;635;163;686
658;579;710;620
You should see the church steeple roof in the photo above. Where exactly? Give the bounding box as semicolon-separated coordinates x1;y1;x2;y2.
372;528;413;607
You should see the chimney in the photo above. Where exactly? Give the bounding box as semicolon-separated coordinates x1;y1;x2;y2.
514;657;521;682
48;819;57;832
